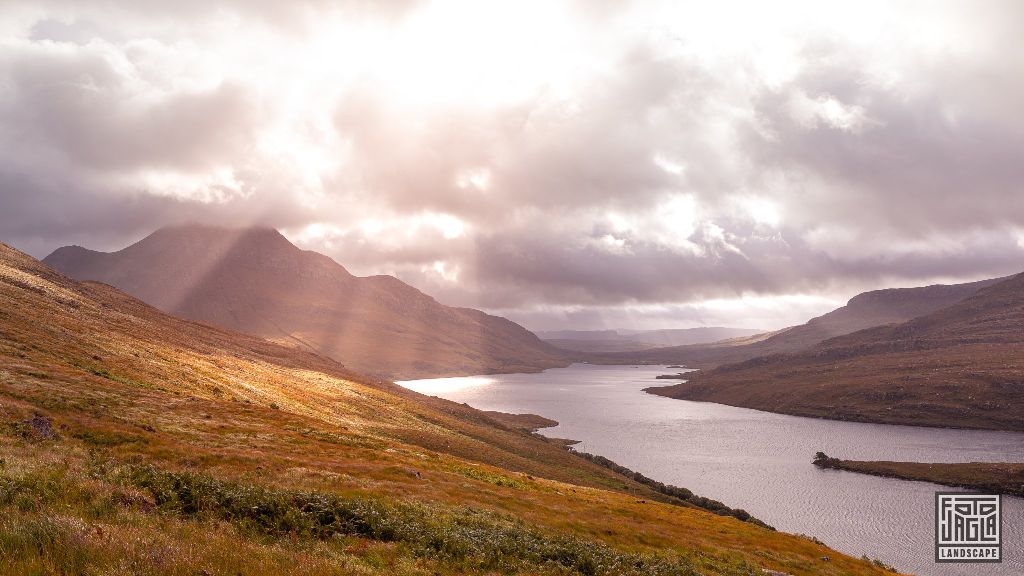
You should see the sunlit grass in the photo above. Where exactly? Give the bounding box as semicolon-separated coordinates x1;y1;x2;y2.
0;246;897;575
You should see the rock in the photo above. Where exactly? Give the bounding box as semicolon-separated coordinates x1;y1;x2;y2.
23;413;57;440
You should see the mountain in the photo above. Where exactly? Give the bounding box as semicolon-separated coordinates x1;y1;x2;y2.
538;327;765;353
43;225;568;379
649;272;1024;430
596;277;1003;367
0;242;888;575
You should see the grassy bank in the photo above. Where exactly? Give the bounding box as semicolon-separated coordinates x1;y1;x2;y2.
572;450;772;528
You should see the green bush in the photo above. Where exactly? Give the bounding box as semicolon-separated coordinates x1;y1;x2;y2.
118;464;711;576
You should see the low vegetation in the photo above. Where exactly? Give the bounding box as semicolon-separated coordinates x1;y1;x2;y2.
0;243;895;575
0;452;733;576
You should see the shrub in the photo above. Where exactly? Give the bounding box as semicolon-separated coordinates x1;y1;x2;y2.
812;452;839;468
115;464;711;576
72;429;146;447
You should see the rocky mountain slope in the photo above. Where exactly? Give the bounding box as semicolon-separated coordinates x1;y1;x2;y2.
44;225;568;379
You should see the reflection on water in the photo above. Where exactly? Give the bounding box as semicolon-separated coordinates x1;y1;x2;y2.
398;363;1024;576
401;375;495;394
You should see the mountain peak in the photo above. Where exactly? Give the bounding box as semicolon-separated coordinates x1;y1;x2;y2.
154;222;283;236
43;226;567;378
143;223;295;252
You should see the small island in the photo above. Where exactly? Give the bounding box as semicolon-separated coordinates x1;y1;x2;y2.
655;373;689;380
813;452;1024;497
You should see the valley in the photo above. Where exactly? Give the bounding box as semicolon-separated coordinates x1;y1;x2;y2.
5;4;1024;574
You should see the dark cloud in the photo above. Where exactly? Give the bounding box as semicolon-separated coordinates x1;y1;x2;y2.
3;46;256;171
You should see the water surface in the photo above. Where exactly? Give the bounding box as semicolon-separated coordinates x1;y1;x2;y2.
400;364;1024;576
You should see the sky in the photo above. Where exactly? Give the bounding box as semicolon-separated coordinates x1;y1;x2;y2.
1;0;1023;331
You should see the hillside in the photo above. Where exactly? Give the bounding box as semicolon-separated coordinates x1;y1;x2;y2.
0;243;890;575
539;327;764;353
649;273;1024;430
43;225;568;379
599;277;1001;367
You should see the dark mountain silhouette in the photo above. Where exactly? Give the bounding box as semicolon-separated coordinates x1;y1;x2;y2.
44;225;568;379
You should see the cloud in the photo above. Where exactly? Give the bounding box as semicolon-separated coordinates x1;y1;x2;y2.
2;40;256;175
1;0;1023;330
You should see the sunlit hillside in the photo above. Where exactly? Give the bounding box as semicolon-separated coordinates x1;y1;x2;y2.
0;243;893;575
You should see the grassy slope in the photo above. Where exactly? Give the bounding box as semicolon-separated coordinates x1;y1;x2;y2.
0;243;891;576
813;456;1024;497
649;274;1024;431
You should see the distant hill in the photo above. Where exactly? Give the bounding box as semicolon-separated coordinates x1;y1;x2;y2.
537;329;624;341
44;225;568;379
597;277;1003;367
649;273;1024;430
538;327;765;353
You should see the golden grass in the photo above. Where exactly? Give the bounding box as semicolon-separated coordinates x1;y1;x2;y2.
0;244;896;575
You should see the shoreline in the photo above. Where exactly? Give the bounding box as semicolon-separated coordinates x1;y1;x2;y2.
399;364;1023;572
644;381;1024;433
404;370;775;529
813;454;1024;498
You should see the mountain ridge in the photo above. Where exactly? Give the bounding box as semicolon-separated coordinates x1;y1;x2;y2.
44;224;569;379
592;276;1004;367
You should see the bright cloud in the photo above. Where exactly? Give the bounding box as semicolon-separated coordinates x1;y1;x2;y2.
2;0;1024;330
